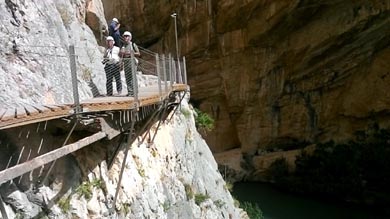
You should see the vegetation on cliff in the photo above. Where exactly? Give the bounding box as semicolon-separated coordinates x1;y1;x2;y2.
194;108;215;135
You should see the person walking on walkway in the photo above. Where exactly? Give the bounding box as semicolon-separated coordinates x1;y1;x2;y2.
103;36;121;96
109;18;121;47
120;31;140;96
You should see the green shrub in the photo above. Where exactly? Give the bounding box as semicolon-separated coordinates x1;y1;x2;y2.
14;213;23;219
181;108;191;118
122;203;131;215
241;201;264;219
194;193;210;205
184;184;194;200
214;199;225;208
91;178;103;189
151;148;158;157
233;197;240;207
58;196;71;213
162;201;170;212
194;108;214;133
76;182;93;200
224;181;234;192
185;129;193;143
138;168;146;177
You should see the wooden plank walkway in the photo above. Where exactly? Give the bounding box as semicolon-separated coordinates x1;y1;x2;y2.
0;84;187;130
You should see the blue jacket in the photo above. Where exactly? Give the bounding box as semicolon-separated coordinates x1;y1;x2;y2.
109;21;120;37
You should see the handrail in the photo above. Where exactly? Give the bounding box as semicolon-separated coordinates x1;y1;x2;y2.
0;43;189;122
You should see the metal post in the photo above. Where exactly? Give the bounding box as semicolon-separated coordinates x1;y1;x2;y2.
112;118;135;211
171;56;174;87
177;58;181;84
168;90;187;122
151;102;168;143
131;50;138;104
171;13;180;64
183;56;187;84
171;13;182;85
177;59;181;84
168;54;173;88
172;58;177;84
155;54;162;98
99;22;103;42
108;134;126;169
69;45;81;113
162;54;168;93
177;60;183;83
139;106;163;145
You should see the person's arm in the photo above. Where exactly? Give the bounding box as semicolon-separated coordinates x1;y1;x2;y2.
133;43;141;57
103;49;108;58
115;23;120;31
109;23;115;34
119;47;124;56
102;49;109;64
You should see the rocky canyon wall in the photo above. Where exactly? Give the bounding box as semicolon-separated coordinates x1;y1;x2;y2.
0;98;244;218
1;0;389;174
0;0;107;107
103;0;390;155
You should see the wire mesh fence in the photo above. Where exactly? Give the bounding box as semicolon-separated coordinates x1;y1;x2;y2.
72;44;187;102
1;40;187;110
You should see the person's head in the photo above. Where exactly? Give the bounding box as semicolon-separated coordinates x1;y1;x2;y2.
112;18;119;23
106;36;115;47
123;31;132;42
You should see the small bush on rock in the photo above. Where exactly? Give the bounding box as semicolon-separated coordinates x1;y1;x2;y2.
194;108;214;134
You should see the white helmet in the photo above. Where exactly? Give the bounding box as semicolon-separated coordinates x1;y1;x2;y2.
106;36;114;41
123;31;132;37
112;18;118;23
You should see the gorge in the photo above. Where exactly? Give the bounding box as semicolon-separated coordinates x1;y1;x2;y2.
1;0;390;218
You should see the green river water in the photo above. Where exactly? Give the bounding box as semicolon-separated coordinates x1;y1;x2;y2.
233;182;387;219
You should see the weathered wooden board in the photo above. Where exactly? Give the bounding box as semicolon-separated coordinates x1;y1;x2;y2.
24;105;40;116
1;109;15;121
30;105;51;113
15;107;27;119
0;131;106;184
0;109;6;120
50;104;72;110
0;84;188;130
43;105;62;111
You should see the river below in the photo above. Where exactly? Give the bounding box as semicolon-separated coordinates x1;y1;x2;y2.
233;182;386;219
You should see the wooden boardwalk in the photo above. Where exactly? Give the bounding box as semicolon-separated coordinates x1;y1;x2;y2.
0;84;187;130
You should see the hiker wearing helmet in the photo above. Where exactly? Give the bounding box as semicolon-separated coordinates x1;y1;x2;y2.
109;18;121;47
120;31;140;96
103;36;122;96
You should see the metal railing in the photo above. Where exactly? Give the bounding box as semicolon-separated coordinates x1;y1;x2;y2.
69;46;187;112
0;38;188;113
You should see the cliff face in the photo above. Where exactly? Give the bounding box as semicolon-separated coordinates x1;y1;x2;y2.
0;98;243;219
0;1;244;218
102;0;390;154
0;0;107;107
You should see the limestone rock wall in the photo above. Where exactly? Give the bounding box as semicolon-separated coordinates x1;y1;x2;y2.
0;97;244;219
0;1;246;218
0;0;107;108
102;0;390;154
